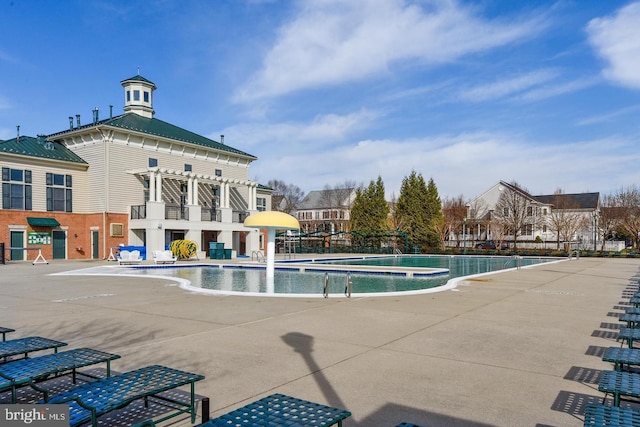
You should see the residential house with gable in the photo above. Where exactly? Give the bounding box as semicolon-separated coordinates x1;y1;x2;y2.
0;74;271;261
464;181;599;249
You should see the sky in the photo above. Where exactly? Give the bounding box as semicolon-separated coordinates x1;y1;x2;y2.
1;0;640;201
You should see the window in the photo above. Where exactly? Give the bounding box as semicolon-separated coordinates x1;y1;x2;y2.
149;158;158;167
522;224;533;236
46;173;72;212
2;167;32;210
527;206;533;216
126;90;131;102
215;169;222;177
542;208;548;215
184;164;192;172
257;197;266;212
144;91;149;102
133;90;140;101
503;207;509;217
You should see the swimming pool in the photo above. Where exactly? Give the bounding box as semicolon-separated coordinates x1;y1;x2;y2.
114;255;558;297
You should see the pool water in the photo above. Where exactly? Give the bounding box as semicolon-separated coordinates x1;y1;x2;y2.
125;255;555;296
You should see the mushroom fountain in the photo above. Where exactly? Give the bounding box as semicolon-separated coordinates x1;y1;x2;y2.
244;211;300;293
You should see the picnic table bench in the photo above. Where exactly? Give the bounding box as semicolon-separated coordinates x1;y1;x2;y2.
195;393;351;427
0;327;15;342
46;364;204;426
630;296;640;308
0;347;120;403
603;347;640;371
0;336;67;362
599;370;640;406
620;313;640;328
584;403;640;426
618;328;640;349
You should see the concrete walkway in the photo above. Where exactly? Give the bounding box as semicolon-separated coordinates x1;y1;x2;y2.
0;256;638;426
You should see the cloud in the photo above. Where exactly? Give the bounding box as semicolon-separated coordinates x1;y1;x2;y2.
234;0;547;102
216;109;381;153
246;125;640;199
458;69;558;102
516;76;599;101
587;2;640;89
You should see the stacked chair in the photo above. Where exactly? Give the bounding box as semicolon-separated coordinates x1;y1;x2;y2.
0;328;204;427
586;286;640;426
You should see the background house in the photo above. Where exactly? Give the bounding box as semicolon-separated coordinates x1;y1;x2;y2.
463;181;600;249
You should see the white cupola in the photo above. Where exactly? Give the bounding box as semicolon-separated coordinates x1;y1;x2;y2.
120;74;156;118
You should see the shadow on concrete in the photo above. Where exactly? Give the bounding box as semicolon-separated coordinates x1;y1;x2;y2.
585;345;609;358
591;329;619;340
550;390;602;423
600;322;622;330
281;332;496;427
563;365;602;387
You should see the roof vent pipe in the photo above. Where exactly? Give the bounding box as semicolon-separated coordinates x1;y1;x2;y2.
76;114;80;128
69;116;73;130
16;125;20;143
220;134;224;144
92;107;99;124
109;105;113;119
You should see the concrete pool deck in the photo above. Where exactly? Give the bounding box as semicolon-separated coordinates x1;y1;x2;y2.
0;255;638;426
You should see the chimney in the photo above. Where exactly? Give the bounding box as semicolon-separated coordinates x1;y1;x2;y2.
76;114;80;127
93;107;99;124
220;134;224;144
68;116;73;130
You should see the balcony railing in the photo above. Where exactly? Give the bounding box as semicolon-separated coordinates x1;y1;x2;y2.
233;210;249;223
131;205;146;219
202;208;221;222
165;205;189;220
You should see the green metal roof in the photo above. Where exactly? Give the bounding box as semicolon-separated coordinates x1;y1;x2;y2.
49;113;257;160
0;136;88;164
120;74;156;87
27;217;60;227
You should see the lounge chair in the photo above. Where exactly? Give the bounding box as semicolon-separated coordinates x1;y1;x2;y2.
46;364;204;426
0;336;67;362
0;347;120;403
117;250;143;265
584;403;640;426
195;393;351;427
153;250;177;265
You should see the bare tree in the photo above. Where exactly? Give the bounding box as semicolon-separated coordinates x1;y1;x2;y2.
266;179;305;214
546;190;589;249
442;195;467;247
492;181;536;249
615;185;640;248
598;193;622;250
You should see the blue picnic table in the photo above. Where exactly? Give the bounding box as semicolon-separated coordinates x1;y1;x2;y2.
196;393;351;427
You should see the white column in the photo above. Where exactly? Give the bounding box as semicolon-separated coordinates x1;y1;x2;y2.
266;227;275;293
187;177;193;205
223;182;230;208
193;177;199;205
149;171;156;202
156;172;163;202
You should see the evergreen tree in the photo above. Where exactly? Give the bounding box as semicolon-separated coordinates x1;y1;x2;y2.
395;171;443;252
350;176;389;247
425;177;444;249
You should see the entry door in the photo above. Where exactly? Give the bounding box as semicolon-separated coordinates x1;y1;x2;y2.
92;231;99;259
10;231;23;260
52;230;66;259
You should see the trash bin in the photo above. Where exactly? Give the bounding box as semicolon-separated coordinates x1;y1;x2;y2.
209;242;225;259
224;249;232;259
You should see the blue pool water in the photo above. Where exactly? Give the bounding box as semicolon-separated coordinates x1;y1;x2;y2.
122;255;556;296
